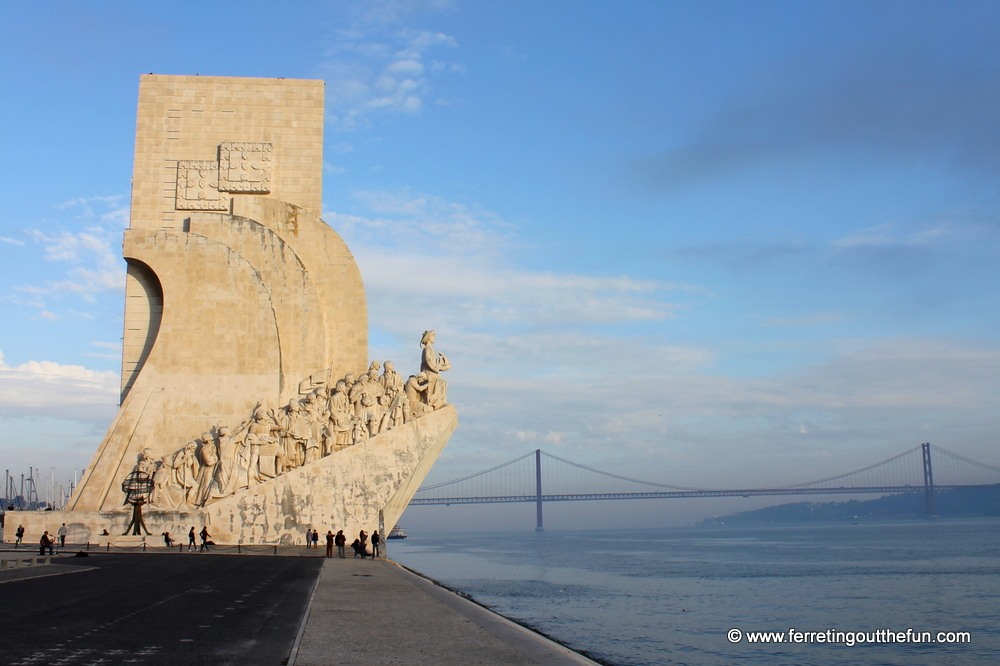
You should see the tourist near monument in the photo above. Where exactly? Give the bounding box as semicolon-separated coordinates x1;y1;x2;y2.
7;75;458;545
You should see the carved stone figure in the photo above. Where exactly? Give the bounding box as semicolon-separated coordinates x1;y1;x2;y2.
420;330;450;409
379;361;404;394
136;448;158;476
302;394;324;464
210;426;246;500
246;410;279;484
151;455;181;508
405;372;432;417
173;442;201;507
196;433;220;506
279;399;311;469
351;419;368;445
328;380;353;453
385;386;409;428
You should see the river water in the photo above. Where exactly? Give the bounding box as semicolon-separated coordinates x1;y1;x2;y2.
389;520;1000;665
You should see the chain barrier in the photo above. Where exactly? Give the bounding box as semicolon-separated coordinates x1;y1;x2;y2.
37;541;281;555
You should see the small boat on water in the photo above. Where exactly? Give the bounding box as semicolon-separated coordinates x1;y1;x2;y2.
387;525;407;539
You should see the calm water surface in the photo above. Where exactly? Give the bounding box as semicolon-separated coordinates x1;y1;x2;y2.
390;520;1000;665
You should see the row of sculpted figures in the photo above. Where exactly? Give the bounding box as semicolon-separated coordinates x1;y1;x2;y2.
134;331;451;510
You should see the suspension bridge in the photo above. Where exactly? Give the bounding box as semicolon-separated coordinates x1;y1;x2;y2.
411;443;1000;530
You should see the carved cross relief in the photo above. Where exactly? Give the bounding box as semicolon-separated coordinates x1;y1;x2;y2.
175;142;272;211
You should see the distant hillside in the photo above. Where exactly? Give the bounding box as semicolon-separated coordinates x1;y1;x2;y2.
697;485;1000;525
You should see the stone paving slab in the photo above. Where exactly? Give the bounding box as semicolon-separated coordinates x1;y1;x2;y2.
292;557;599;666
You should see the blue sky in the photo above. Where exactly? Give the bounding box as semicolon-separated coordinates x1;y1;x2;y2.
2;1;1000;527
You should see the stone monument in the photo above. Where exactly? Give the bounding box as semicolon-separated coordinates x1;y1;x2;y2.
10;75;458;545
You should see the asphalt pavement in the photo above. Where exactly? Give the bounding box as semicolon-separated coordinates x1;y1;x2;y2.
0;552;322;665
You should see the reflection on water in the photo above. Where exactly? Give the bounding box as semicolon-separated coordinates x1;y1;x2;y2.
391;520;1000;665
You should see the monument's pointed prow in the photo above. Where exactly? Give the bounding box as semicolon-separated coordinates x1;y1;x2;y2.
12;75;456;545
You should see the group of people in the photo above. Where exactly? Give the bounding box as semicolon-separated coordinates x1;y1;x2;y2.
16;523;68;555
159;526;212;551
307;528;382;559
134;331;451;511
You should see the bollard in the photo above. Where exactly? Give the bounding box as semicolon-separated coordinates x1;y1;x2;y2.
107;543;110;552
143;542;146;552
273;545;277;555
86;542;90;551
44;555;50;565
237;544;241;554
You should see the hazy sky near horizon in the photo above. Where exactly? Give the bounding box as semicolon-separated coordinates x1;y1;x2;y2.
2;1;1000;528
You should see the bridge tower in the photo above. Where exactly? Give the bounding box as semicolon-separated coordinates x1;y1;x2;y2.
921;442;937;517
535;449;544;532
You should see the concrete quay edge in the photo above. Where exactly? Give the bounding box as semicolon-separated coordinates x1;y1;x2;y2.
291;556;603;666
388;560;604;666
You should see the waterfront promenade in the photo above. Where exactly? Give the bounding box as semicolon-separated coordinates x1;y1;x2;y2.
0;544;598;665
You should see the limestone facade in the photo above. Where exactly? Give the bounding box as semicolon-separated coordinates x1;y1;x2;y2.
6;75;456;545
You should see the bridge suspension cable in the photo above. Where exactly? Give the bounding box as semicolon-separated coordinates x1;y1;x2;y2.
539;451;703;491
784;445;924;489
412;442;1000;516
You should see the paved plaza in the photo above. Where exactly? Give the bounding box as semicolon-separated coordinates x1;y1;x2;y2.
0;549;597;665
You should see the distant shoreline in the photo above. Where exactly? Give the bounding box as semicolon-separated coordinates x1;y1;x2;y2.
697;485;1000;525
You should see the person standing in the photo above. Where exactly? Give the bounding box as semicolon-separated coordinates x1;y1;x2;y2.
312;529;320;549
200;526;211;552
335;530;346;558
305;527;312;548
188;527;197;551
371;530;381;559
14;525;24;548
57;523;67;548
325;530;334;558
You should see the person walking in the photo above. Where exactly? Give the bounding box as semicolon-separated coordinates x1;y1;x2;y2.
188;527;197;551
335;530;346;558
371;530;381;559
57;523;68;548
325;530;334;558
14;525;24;548
200;526;211;552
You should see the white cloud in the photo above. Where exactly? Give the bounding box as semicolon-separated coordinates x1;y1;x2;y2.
833;220;971;249
321;190;1000;490
0;349;119;425
425;335;1000;491
320;21;461;130
0;236;25;246
327;190;683;338
757;311;846;327
11;198;128;307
